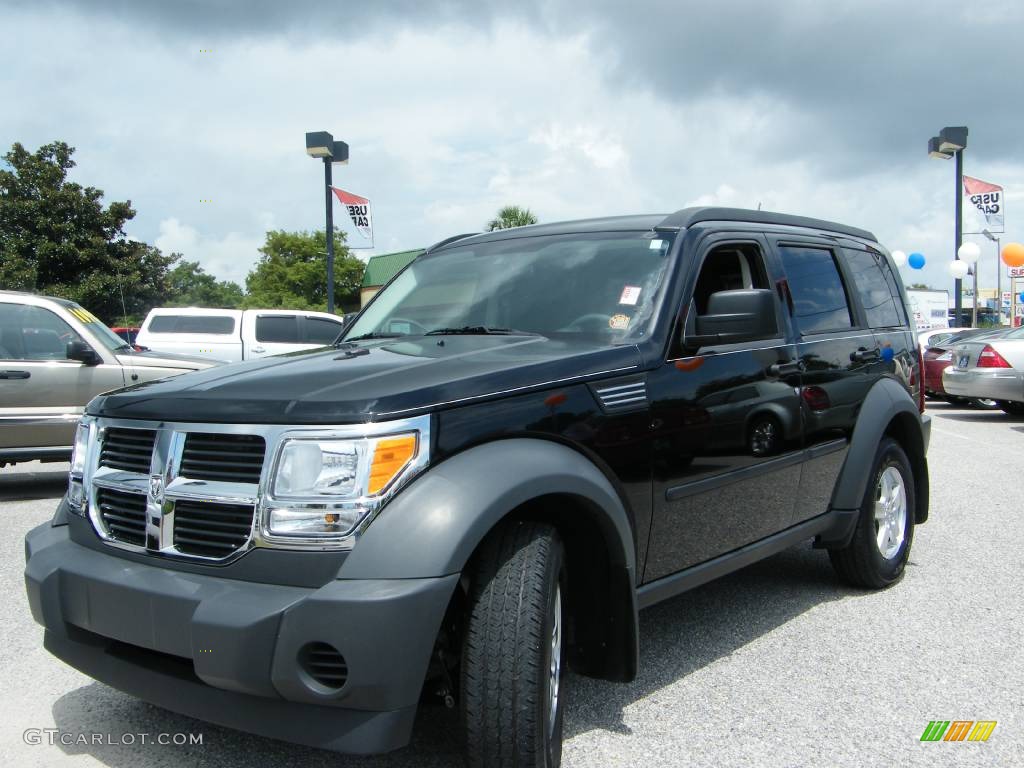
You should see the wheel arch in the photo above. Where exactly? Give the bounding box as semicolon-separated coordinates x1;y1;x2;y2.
338;437;640;683
820;378;929;547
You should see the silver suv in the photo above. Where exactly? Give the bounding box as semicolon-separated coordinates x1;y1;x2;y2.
0;291;215;466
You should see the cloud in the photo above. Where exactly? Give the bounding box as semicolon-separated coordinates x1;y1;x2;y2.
1;0;1019;303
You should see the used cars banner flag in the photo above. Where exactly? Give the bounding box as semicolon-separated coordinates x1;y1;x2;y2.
963;175;1004;233
330;187;373;244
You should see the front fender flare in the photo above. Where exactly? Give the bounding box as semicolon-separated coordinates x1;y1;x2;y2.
340;438;637;580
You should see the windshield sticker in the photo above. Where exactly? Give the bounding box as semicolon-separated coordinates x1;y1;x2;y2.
649;239;664;250
619;286;641;305
609;313;630;330
68;307;100;324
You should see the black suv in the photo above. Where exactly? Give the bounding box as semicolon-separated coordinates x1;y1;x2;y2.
25;208;930;767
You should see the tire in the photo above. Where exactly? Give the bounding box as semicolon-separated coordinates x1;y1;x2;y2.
748;414;781;456
461;520;567;768
969;398;998;410
997;400;1024;415
828;437;915;589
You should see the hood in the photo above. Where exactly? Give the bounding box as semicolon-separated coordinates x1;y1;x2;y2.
115;350;221;369
91;336;642;424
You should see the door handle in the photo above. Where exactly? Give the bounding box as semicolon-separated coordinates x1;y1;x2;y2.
251;346;266;354
767;361;801;377
0;370;30;380
851;348;880;362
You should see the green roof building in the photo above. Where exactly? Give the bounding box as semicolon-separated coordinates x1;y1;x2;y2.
360;249;423;307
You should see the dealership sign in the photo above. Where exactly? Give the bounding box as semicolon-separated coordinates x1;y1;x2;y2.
963;175;1004;233
330;187;373;245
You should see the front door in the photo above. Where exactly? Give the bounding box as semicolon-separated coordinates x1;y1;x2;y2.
0;302;124;450
644;235;803;581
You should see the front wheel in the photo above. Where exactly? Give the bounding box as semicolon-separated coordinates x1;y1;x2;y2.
461;520;567;768
828;437;915;589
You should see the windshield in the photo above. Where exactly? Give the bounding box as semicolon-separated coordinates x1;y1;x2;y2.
56;299;131;352
345;231;675;345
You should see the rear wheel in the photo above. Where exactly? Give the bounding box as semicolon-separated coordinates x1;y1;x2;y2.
828;437;915;589
461;520;567;768
969;398;998;409
997;400;1024;415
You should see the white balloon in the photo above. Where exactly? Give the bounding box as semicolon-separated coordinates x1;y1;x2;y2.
891;250;907;266
957;242;981;264
948;260;970;279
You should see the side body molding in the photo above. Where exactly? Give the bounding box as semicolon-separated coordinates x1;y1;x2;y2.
819;377;931;547
339;438;640;682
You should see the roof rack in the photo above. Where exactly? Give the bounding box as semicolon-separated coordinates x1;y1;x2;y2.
657;207;877;243
422;232;479;254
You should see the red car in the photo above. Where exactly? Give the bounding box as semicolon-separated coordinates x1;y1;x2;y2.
109;326;144;351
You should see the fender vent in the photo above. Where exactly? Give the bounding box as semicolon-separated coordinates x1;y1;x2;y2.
590;376;648;413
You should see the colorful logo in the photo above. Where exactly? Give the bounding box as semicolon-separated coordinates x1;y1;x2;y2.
920;720;997;742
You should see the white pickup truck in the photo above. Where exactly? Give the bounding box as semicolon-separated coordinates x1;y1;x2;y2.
134;308;348;363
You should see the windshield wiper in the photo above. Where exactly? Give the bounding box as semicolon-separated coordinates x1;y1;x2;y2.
343;332;405;343
424;326;540;336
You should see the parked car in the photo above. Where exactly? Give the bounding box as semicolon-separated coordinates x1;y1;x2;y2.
922;327;1003;408
134;307;348;363
942;324;1024;414
25;208;930;766
109;325;140;346
0;291;216;467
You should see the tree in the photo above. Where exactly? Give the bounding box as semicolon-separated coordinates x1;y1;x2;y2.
244;229;364;312
485;205;538;231
166;260;244;308
0;141;177;322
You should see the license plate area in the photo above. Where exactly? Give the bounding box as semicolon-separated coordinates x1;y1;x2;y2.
957;355;970;369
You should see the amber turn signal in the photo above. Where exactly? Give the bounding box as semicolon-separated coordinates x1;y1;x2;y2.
368;435;417;494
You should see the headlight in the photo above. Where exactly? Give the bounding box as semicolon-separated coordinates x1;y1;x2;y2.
262;427;423;543
67;419;92;513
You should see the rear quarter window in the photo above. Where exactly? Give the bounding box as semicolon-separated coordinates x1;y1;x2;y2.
843;248;902;328
148;315;236;334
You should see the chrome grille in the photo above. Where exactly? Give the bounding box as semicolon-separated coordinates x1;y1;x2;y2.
99;428;157;472
180;433;266;483
96;487;148;546
172;499;254;558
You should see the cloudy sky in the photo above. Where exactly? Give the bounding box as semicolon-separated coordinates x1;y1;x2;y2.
2;0;1021;301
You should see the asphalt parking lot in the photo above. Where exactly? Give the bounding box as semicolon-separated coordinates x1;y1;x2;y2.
2;400;1021;768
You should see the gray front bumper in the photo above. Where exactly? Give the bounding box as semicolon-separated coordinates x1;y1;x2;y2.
24;514;458;754
942;367;1024;401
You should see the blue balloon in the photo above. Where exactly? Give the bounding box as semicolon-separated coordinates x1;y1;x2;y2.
1018;292;1024;303
908;252;926;269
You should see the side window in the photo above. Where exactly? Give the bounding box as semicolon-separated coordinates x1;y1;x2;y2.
0;303;83;360
148;315;236;334
305;317;343;345
255;315;299;343
843;248;902;328
877;253;910;326
777;245;853;334
691;243;770;314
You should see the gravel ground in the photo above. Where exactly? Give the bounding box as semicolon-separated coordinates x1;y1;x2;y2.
2;400;1021;767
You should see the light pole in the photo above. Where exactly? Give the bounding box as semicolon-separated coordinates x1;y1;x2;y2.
928;126;968;327
305;131;349;314
982;229;1002;324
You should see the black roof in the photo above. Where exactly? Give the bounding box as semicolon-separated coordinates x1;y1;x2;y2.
426;207;876;253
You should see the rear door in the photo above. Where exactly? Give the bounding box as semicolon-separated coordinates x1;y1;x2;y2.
769;237;879;524
0;301;124;451
245;312;301;358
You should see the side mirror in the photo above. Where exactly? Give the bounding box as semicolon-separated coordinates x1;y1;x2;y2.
686;289;778;348
66;340;102;366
